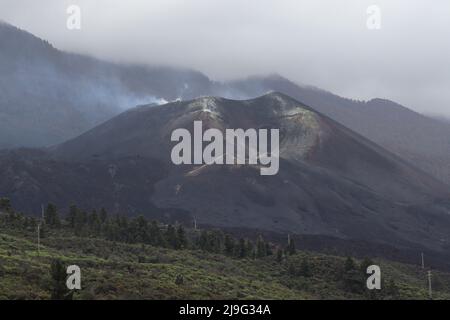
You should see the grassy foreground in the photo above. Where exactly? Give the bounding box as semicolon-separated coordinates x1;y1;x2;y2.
1;226;450;300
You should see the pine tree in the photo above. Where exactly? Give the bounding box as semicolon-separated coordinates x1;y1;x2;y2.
288;262;297;276
75;210;88;231
224;234;235;256
256;235;267;258
246;239;254;259
344;256;356;271
359;257;374;274
0;197;12;212
104;219;119;242
238;238;247;258
276;248;283;263
198;230;209;251
39;223;47;239
88;210;101;233
49;259;72;300
342;256;363;294
299;258;311;277
287;237;296;255
149;221;164;246
73;210;88;236
28;217;37;231
165;225;178;249
265;242;273;256
67;205;78;229
208;230;224;253
134;215;149;243
44;203;60;227
176;225;188;249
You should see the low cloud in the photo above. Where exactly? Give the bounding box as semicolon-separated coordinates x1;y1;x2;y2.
1;0;450;115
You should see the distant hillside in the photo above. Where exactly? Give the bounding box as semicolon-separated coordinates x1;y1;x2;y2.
0;22;212;148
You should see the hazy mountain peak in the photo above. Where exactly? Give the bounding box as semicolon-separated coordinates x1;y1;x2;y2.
3;92;450;253
3;22;450;189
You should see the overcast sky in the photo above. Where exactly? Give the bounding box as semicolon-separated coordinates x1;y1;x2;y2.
1;0;449;116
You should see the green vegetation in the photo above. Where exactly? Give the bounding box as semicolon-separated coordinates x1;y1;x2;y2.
1;201;450;300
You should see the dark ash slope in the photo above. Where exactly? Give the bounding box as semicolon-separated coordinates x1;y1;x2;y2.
1;93;450;253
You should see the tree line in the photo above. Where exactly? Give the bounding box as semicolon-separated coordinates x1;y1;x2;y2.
0;199;296;260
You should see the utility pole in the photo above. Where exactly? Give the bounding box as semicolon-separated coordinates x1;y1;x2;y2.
37;204;44;256
193;217;197;230
427;270;432;300
37;223;40;256
421;252;424;269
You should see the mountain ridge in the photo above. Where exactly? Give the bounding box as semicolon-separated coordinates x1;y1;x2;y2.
2;93;450;254
3;21;450;189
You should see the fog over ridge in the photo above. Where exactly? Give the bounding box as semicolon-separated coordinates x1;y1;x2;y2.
1;0;450;115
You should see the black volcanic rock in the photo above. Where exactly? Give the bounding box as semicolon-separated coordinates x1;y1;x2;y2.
224;75;450;186
2;93;450;253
